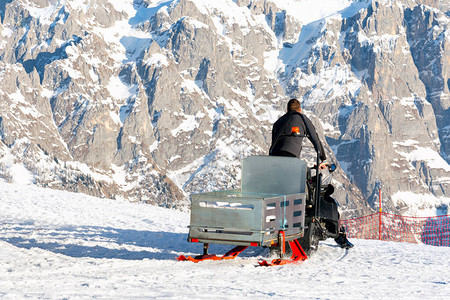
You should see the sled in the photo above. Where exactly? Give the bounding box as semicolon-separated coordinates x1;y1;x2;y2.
177;156;309;265
177;133;352;266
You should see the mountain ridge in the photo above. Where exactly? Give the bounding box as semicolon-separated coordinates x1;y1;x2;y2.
0;0;448;217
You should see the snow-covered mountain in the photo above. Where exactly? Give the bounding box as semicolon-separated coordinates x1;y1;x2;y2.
0;180;449;299
0;0;449;216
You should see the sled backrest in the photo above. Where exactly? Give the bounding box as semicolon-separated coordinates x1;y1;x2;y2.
241;155;306;195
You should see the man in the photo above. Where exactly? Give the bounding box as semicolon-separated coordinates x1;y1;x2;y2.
269;99;353;251
269;99;327;169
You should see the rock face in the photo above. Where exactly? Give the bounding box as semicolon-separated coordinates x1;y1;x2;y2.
0;0;448;216
279;0;450;215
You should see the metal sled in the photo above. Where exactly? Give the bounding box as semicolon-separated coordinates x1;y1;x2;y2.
177;156;308;265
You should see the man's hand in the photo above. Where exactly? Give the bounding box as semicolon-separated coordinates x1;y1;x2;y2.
319;162;328;170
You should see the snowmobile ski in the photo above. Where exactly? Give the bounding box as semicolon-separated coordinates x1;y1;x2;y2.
335;232;354;249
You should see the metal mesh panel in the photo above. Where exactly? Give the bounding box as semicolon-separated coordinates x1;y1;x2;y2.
341;212;450;246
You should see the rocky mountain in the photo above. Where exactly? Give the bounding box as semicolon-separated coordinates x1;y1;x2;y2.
0;0;448;217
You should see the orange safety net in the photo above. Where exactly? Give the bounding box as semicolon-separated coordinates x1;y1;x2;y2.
341;212;450;246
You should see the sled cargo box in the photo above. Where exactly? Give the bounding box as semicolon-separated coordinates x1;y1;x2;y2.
188;156;307;247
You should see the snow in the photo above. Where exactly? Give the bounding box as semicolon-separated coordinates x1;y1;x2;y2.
24;0;60;25
107;76;132;100
396;146;450;172
394;140;420;147
1;26;13;49
8;164;34;185
64;161;113;184
320;120;340;135
8;89;26;104
170;114;199;136
40;87;56;99
2;3;448;296
143;53;169;67
193;0;258;29
275;0;369;24
109;164;139;192
127;0;171;26
1;181;449;299
217;97;247;119
186;18;209;29
181;79;205;95
392;191;450;217
167;155;206;188
7;89;43;118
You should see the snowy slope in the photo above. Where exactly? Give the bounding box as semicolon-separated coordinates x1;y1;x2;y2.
0;182;449;299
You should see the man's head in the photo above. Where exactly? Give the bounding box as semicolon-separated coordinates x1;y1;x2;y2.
287;99;301;113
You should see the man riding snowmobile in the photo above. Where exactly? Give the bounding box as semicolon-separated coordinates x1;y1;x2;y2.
269;99;352;254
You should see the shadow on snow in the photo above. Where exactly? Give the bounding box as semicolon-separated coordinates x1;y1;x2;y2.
0;223;265;260
1;223;187;260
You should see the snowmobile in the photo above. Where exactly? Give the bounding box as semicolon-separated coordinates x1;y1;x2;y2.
177;137;352;266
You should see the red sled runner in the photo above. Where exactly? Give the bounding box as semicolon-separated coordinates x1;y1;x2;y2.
177;231;308;266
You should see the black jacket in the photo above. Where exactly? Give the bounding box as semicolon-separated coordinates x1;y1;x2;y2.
269;111;326;161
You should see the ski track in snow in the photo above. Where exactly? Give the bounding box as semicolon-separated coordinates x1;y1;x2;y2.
0;181;449;299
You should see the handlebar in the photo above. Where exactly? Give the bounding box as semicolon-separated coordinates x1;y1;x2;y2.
313;163;336;172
